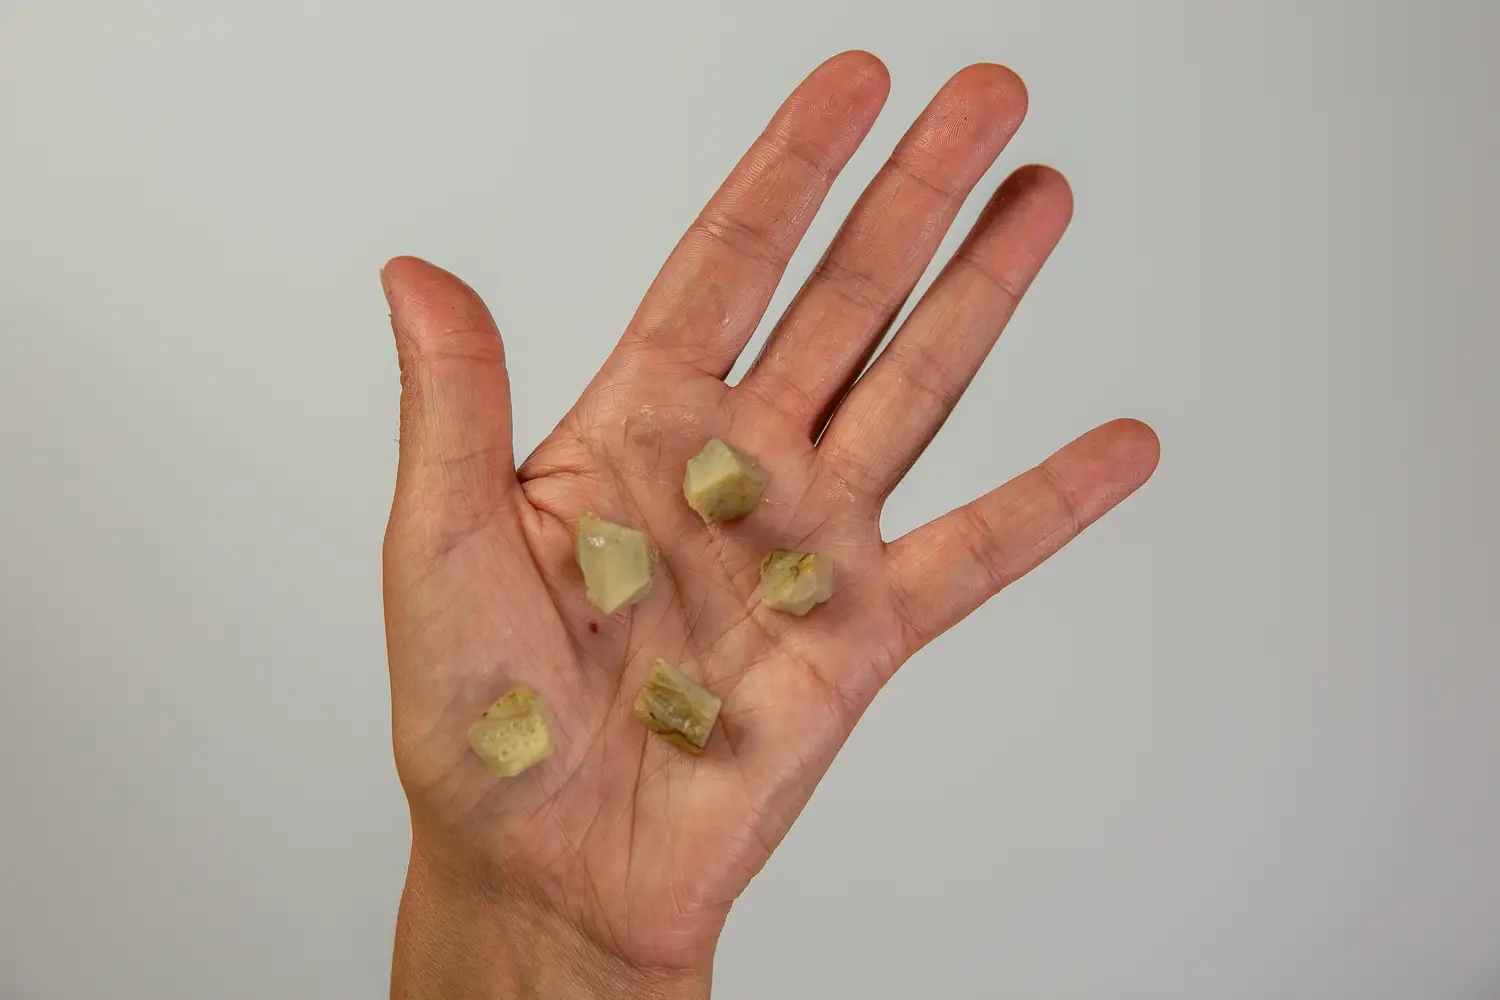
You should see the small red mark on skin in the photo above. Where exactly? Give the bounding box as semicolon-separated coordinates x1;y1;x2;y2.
588;622;599;634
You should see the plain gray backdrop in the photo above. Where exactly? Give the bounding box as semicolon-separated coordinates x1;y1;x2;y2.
2;1;1496;997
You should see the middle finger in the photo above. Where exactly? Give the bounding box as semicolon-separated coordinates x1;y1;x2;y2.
735;64;1028;437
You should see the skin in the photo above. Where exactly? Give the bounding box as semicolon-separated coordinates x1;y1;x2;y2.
383;51;1160;999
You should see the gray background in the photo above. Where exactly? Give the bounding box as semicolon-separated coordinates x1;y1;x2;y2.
1;0;1496;997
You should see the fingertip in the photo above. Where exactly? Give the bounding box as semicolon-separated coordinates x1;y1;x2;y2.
380;255;443;297
1102;417;1162;485
986;164;1075;230
1043;166;1075;223
949;62;1029;125
806;50;892;115
381;256;483;314
378;256;502;363
381;254;419;274
832;49;892;99
1013;164;1073;207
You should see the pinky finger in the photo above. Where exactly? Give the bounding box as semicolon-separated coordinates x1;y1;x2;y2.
886;419;1160;651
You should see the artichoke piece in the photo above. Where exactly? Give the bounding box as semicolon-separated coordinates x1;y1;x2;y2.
633;659;722;753
758;549;834;616
467;685;555;778
683;437;769;523
576;514;657;614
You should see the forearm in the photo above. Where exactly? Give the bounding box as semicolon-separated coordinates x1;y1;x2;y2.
391;848;712;1000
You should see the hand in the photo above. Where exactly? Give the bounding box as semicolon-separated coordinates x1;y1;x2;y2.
382;51;1158;999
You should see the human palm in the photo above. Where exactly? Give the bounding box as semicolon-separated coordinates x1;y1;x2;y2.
382;52;1157;994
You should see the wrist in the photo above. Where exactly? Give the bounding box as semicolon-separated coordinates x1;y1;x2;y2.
392;845;711;1000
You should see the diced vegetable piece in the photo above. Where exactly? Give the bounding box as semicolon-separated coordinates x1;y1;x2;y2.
576;514;657;614
467;685;555;777
683;437;769;523
633;659;722;753
758;549;834;616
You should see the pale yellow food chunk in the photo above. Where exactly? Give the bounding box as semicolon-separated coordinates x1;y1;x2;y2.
467;686;555;777
683;437;769;523
576;514;657;614
633;659;722;753
758;549;834;616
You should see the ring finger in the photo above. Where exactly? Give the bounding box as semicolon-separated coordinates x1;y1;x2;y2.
817;165;1075;498
735;63;1029;437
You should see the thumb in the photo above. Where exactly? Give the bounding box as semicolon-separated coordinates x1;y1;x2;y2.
381;256;517;515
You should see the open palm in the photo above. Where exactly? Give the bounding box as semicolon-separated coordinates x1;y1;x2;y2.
382;52;1157;992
